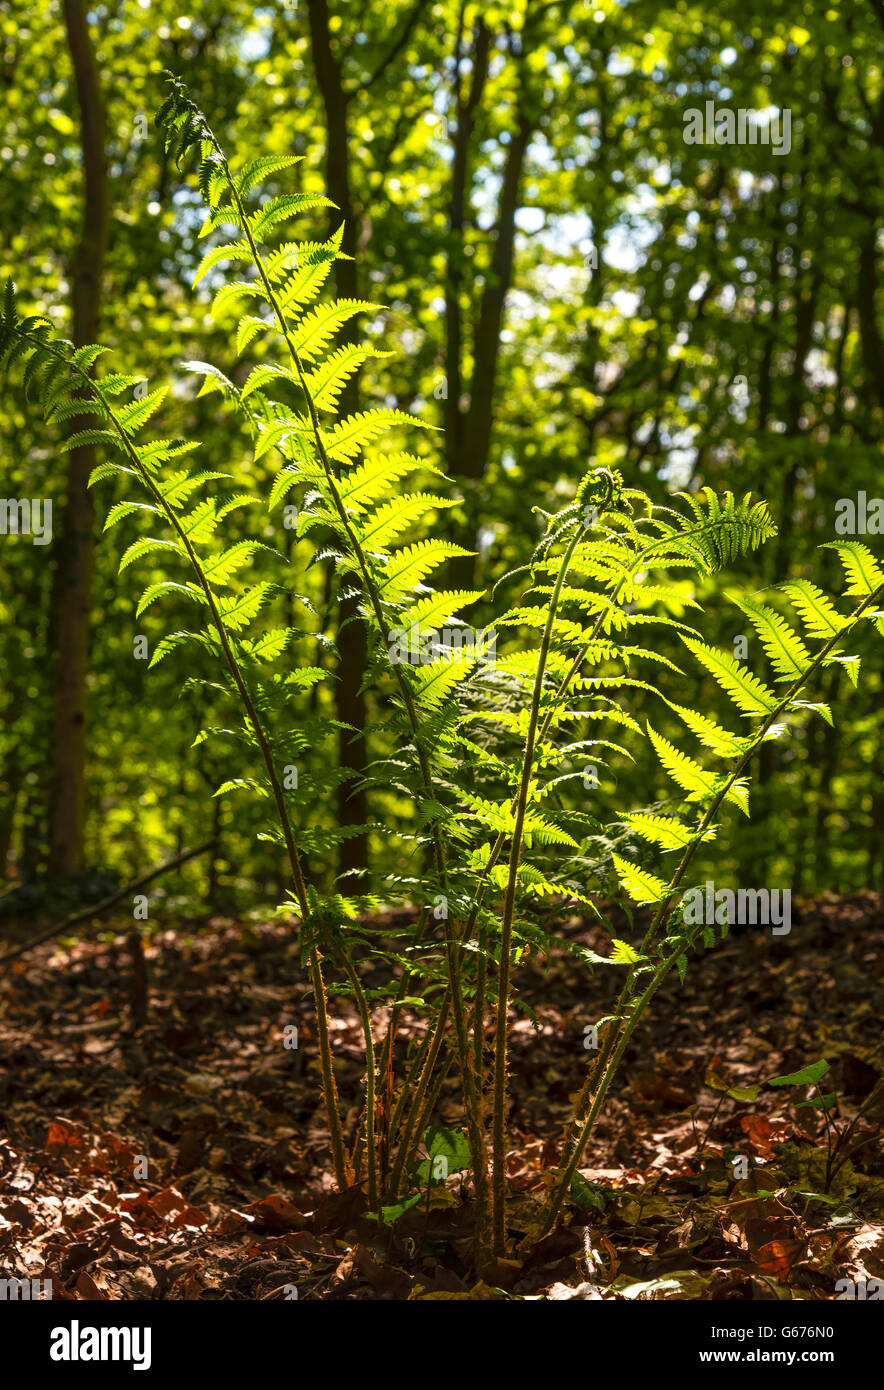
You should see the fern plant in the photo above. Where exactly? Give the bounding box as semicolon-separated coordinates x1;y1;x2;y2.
4;76;882;1271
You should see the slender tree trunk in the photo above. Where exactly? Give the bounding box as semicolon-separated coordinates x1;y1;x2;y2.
21;784;45;879
460;115;530;493
857;221;884;409
307;0;369;877
48;0;108;875
445;17;535;590
0;782;19;878
772;268;821;581
869;739;884;894
444;10;489;474
0;682;26;878
755;169;819;881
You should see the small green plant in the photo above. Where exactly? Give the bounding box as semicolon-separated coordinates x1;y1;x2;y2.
3;77;882;1268
769;1057;884;1195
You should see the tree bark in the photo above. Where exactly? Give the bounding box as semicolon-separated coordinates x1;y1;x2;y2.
48;0;108;875
445;16;535;589
0;778;18;878
857;222;884;410
444;10;490;473
307;0;369;877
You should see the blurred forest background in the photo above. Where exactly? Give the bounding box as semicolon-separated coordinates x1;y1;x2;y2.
2;0;882;916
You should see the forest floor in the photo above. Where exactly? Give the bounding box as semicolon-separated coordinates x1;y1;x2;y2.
1;892;883;1301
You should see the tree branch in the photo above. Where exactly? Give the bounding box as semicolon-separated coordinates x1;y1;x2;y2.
358;0;431;94
1;840;216;964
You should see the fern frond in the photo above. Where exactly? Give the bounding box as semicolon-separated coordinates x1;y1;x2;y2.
779;580;847;641
610;853;669;905
380;541;472;600
661;700;749;758
821;541;884;598
234;154;304;199
325;408;432;464
289;299;384;362
620;813;715;851
671;489;776;571
681;637;778;717
731;594;811;681
647;725;749;814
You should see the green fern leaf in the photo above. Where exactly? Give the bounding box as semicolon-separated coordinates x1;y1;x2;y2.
661;699;749;757
61;428;123;454
610;852;669;905
210;280;264;322
118;535;182;572
304;344;392;412
647;725;717;800
380;541;472;599
135;581;205;617
234;154;304;199
358;493;453;550
103;500;160;531
647;725;750;815
202;540;267;586
246;193;336;242
193;241;251;287
217;582;276;632
681;637;778;717
779;579;847;640
325;408;431;463
821;541;884;598
236;315;271;355
340;452;439;512
289;300;383;362
731;594;811;681
620;813;714;850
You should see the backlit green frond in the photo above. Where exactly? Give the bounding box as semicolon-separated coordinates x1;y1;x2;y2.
779;580;847;641
681;637;778;717
610;852;669;905
6;75;883;1236
822;541;884;598
731;593;811;681
620;813;715;850
671;489;776;571
647;725;749;814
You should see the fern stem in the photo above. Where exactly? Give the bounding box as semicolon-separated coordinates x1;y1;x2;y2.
387;1013;437;1161
411;1050;456;1168
472;925;488;1078
338;950;379;1210
387;992;451;1201
309;955;352;1190
490;523;582;1254
378;907;431;1191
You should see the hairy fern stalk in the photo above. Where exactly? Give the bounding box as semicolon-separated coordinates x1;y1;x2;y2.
3;78;883;1267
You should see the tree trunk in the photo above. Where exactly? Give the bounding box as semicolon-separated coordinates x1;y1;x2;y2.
444;10;490;476
444;15;534;590
307;0;369;879
48;0;108;876
0;780;19;879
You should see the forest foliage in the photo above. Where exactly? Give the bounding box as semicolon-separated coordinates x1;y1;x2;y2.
2;0;884;908
3;46;883;1254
